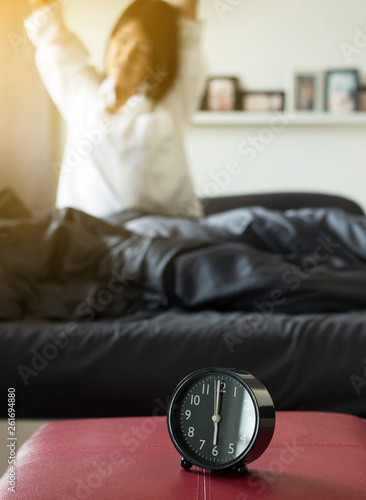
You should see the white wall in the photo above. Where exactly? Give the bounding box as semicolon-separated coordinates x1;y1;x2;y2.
0;0;55;211
61;0;366;212
200;0;366;89
63;0;131;71
185;0;366;212
187;121;366;210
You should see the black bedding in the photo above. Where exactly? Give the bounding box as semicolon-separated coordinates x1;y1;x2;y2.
1;205;366;318
1;198;366;418
2;309;366;419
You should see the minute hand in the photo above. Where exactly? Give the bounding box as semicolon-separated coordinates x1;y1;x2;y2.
212;380;222;445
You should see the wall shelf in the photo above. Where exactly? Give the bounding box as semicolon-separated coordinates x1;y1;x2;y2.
191;111;366;127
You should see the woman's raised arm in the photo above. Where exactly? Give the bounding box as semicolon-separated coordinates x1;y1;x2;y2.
24;1;100;124
163;0;208;129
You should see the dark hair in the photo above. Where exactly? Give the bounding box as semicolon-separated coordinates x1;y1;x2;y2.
109;0;179;104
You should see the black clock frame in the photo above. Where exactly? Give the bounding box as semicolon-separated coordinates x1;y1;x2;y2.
167;367;275;476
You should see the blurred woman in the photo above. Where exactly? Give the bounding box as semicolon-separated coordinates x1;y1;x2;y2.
25;0;208;218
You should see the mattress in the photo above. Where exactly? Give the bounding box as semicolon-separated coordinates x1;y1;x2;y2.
1;308;365;418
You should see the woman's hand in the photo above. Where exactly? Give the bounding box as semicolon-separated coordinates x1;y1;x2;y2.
168;0;199;21
28;0;55;11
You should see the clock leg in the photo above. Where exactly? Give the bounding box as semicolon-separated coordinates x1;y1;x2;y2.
181;458;193;471
234;463;248;477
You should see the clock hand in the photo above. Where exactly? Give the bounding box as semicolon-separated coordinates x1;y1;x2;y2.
212;380;221;445
214;380;220;416
213;421;218;446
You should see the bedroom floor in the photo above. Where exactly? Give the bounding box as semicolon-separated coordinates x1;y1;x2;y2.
0;419;53;477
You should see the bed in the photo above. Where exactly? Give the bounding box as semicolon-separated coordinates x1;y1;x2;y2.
1;188;366;419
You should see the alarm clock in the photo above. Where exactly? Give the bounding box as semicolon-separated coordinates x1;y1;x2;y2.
167;368;275;476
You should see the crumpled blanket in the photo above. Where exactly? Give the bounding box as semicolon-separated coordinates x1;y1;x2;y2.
1;195;366;320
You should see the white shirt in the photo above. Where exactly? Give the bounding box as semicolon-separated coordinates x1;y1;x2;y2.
24;4;209;218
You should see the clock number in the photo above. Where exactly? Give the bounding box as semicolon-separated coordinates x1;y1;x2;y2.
228;443;235;454
188;427;195;437
199;439;205;450
185;410;191;420
190;395;200;406
212;446;218;456
202;383;210;395
220;382;226;393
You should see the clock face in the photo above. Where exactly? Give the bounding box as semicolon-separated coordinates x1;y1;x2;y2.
169;371;258;468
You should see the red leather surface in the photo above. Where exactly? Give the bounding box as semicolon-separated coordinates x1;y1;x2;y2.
1;412;366;499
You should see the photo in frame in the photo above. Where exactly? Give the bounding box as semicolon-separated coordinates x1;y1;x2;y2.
358;87;366;112
325;69;359;112
241;91;285;112
291;71;324;111
200;76;240;111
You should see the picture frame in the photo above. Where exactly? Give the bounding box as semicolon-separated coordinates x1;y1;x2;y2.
200;76;240;111
241;91;285;112
291;70;324;111
358;87;366;112
324;69;359;112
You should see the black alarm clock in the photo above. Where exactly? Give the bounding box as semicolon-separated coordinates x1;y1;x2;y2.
167;368;275;476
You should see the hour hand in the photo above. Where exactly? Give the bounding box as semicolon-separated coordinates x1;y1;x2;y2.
213;421;218;446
